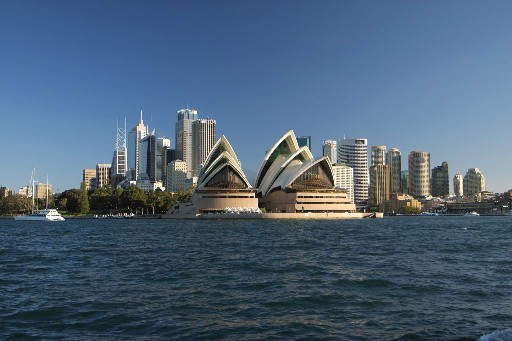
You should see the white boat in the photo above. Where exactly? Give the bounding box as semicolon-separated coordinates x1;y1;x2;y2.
15;208;65;221
14;170;65;222
464;211;480;216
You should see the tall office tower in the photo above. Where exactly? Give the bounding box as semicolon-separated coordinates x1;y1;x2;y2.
96;163;111;189
110;119;127;188
175;108;198;177
139;131;170;183
386;148;402;194
127;111;148;179
463;168;485;195
369;164;390;207
82;169;96;191
161;145;176;188
167;160;188;192
297;136;312;151
338;138;368;206
156;137;171;183
322;140;337;164
192;118;216;177
332;163;354;203
401;170;409;194
431;161;449;197
453;173;463;197
371;146;386;166
408;151;431;198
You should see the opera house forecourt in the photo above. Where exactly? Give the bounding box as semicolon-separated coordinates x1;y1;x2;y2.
163;131;376;219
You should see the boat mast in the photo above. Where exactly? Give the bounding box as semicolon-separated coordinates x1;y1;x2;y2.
31;167;35;214
46;174;49;209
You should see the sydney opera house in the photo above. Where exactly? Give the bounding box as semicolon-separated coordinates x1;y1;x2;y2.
164;130;372;219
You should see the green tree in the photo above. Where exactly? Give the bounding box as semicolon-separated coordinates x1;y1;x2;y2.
0;194;31;215
63;189;89;214
89;187;113;211
121;186;147;213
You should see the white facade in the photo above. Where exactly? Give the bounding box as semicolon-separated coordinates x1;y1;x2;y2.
463;168;485;195
175;108;198;178
127;111;148;177
167;160;188;192
408;151;430;198
453;173;463;197
192;118;216;177
338;138;368;205
96;163;111;188
322;140;337;164
332;163;354;203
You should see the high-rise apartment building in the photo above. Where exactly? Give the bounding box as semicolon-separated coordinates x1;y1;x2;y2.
192;118;216;177
111;119;127;188
338;138;368;206
371;146;386;166
35;183;52;199
96;163;111;189
408;151;430;198
463;168;485;195
82;169;96;191
332;163;354;203
453;173;463;197
369;164;390;207
167;160;188;192
431;161;449;197
297;136;312;151
386;148;402;194
322;140;337;164
175;108;198;178
127;111;148;180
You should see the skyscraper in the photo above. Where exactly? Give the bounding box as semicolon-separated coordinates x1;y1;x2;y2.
463;168;485;195
127;111;148;180
408;151;430;198
386;148;402;194
338;138;368;206
297;136;312;150
332;163;354;203
431;161;449;197
139;131;170;183
453;173;463;197
167;160;188;192
192;118;216;177
369;146;389;208
371;146;386;166
322;140;337;164
175;108;198;178
111;118;127;188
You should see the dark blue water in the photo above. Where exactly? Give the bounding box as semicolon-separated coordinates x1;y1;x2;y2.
1;217;511;340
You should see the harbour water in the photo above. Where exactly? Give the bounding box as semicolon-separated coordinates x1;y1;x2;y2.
1;216;511;340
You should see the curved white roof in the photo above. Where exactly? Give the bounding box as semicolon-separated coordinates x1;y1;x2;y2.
255;130;299;189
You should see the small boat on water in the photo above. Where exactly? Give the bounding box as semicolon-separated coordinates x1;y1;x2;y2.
14;169;65;222
15;208;65;221
464;211;480;216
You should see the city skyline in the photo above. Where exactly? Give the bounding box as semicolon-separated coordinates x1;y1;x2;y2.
1;1;511;192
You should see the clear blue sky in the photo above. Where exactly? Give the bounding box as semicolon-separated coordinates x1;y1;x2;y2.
1;0;511;193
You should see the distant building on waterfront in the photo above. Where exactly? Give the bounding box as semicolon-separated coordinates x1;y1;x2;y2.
382;193;422;214
454;173;463;197
338;138;368;207
369;164;390;208
35;183;51;199
82;169;96;191
431;161;449;197
167;160;188;192
322;140;337;164
0;186;11;198
463;168;485;195
401;170;409;194
18;186;31;197
386;148;402;194
192;118;216;177
96;163;111;189
110;119;127;188
175;108;198;178
297;135;312;151
408;151;430;198
138;132;170;183
127;111;148;180
332;163;354;203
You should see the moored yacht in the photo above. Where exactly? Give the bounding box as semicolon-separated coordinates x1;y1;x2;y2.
464;211;480;216
15;208;65;221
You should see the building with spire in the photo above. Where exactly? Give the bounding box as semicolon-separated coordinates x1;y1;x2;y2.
127;111;148;180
